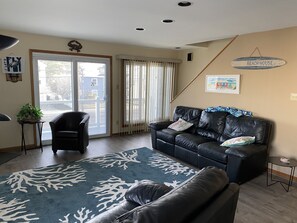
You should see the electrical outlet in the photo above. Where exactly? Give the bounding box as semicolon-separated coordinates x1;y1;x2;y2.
290;93;297;101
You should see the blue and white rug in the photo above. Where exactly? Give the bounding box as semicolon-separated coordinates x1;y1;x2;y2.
0;147;197;223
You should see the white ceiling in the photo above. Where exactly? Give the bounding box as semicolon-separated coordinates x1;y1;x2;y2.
1;0;297;49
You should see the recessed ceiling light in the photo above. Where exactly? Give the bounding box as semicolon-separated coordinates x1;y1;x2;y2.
162;19;174;24
136;28;145;31
178;1;192;7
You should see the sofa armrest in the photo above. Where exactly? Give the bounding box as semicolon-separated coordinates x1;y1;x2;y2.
226;144;268;183
148;121;173;131
225;144;268;159
149;121;173;149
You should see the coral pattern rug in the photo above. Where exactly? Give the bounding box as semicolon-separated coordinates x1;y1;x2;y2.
0;147;197;223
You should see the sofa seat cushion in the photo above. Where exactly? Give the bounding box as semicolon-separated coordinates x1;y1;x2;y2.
55;131;78;138
198;142;229;164
156;129;182;144
175;133;213;153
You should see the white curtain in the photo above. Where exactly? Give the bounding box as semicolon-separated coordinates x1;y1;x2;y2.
120;59;177;134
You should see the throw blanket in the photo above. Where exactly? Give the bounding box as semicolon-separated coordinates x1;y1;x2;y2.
205;106;252;117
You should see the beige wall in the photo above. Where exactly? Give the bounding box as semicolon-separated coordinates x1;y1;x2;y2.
173;27;297;175
176;39;231;94
0;30;178;149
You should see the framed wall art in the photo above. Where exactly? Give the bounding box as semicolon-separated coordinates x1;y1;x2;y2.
2;56;25;74
205;75;240;94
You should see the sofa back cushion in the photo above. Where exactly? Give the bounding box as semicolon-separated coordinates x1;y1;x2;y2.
116;167;229;223
196;111;228;140
173;106;203;132
220;115;271;144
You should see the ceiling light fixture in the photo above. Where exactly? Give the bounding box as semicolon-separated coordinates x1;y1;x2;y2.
0;113;11;121
162;19;174;24
0;34;19;51
178;1;192;7
136;28;145;31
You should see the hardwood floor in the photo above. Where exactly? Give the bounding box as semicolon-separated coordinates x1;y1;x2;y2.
0;133;152;175
0;133;296;223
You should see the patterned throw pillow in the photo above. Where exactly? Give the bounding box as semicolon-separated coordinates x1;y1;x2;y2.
220;136;255;147
168;118;193;131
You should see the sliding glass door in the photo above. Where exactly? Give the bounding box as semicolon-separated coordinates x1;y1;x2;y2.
77;61;107;136
32;52;111;143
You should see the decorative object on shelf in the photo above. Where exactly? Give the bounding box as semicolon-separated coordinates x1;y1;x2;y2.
68;40;82;52
205;74;240;94
231;47;286;70
16;103;43;122
0;113;11;121
2;56;24;82
280;157;290;164
0;34;19;51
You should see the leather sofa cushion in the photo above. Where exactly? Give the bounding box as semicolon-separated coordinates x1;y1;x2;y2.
196;129;221;141
156;129;182;144
55;131;78;138
172;106;202;129
220;115;270;144
116;167;229;223
54;112;88;131
125;180;172;205
198;142;229;164
197;111;228;140
175;133;213;153
149;121;173;130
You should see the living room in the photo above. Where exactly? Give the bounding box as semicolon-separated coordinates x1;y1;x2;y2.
1;1;297;222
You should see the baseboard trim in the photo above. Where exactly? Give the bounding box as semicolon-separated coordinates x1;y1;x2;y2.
269;168;297;183
0;144;35;152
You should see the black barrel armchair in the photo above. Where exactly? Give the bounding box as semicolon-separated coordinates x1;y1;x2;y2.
50;112;90;154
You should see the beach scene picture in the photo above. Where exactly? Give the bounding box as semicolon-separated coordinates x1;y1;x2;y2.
205;75;240;94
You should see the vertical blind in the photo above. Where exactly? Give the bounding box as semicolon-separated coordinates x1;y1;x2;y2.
119;59;177;134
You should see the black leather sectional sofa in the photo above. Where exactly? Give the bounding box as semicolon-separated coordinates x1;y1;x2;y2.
88;167;239;223
149;106;272;183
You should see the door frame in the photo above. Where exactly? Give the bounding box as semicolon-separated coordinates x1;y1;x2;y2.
30;49;112;144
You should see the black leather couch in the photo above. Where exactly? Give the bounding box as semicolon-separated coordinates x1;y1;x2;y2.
149;106;272;183
88;167;239;223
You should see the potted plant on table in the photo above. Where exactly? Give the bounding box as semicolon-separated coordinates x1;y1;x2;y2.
17;103;43;122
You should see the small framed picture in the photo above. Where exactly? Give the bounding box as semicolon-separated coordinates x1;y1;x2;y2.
2;56;25;74
205;75;240;94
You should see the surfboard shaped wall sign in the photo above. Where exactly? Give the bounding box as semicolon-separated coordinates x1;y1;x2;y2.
231;57;286;70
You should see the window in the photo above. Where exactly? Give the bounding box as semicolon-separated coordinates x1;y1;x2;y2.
122;60;177;131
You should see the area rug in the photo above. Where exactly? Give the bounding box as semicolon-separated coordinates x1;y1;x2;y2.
0;147;197;223
0;152;20;165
